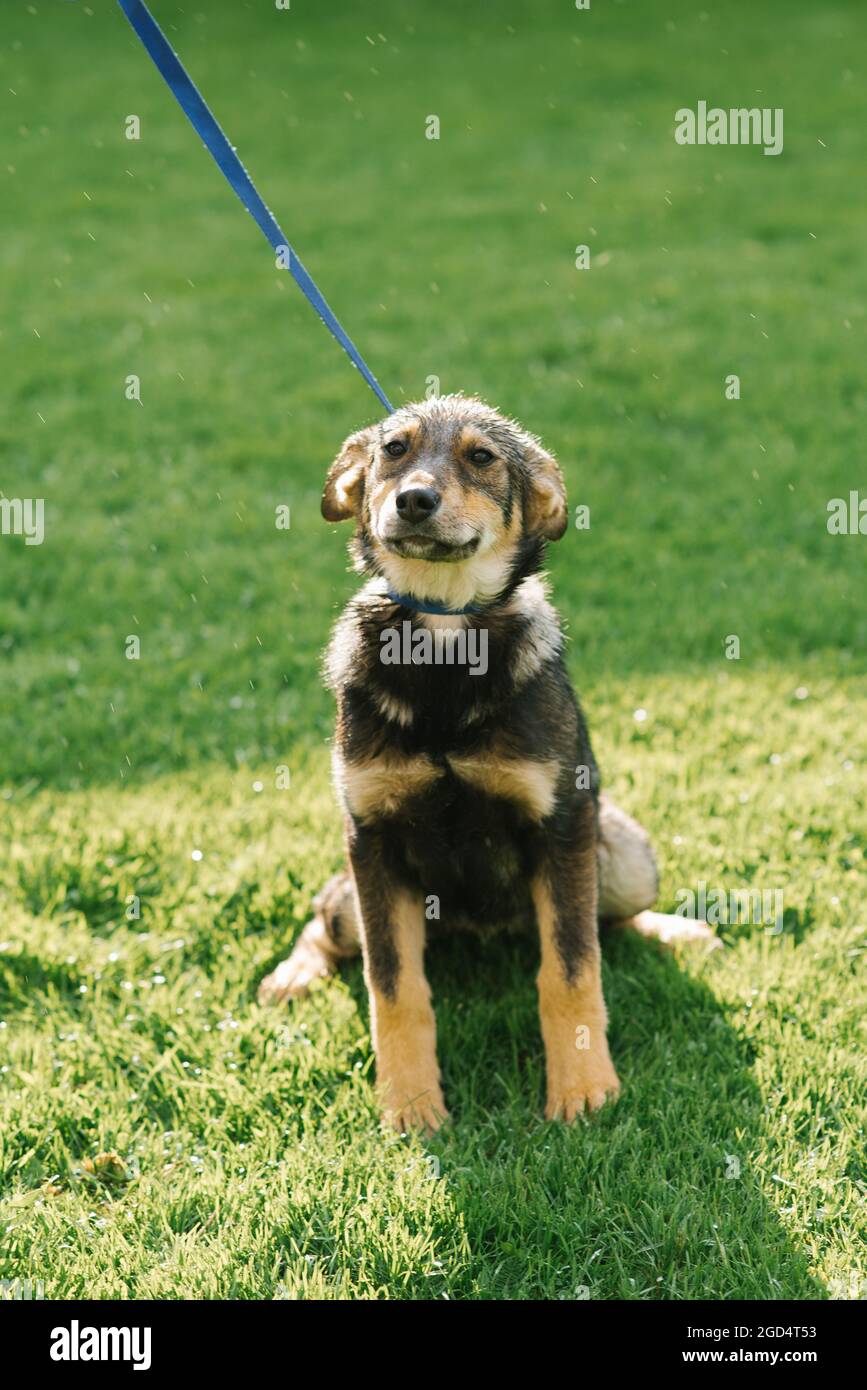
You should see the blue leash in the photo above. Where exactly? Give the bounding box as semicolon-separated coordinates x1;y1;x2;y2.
116;0;393;413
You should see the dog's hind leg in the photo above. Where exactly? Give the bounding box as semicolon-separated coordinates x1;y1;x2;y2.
597;796;718;947
258;870;361;1004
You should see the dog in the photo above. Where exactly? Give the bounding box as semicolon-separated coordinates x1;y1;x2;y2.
259;395;714;1131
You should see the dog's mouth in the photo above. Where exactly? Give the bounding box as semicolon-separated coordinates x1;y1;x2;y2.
384;534;481;563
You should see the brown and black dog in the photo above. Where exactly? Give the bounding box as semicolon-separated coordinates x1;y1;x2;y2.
259;395;713;1131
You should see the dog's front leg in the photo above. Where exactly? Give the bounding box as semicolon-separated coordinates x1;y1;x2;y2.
533;802;621;1121
349;828;447;1134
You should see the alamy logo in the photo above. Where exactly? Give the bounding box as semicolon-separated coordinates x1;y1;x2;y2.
827;491;867;535
380;620;488;676
50;1320;151;1371
675;101;783;156
0;1278;43;1299
0;497;44;545
675;880;783;935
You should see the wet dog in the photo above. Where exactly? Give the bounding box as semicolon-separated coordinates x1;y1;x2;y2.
259;395;714;1131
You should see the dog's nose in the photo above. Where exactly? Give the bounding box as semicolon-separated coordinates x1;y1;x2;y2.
395;486;441;525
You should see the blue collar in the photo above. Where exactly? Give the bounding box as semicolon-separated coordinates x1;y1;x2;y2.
385;590;485;616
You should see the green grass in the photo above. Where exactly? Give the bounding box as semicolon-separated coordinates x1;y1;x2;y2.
0;0;865;1299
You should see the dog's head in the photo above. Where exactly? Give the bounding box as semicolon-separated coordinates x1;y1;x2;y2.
321;395;567;608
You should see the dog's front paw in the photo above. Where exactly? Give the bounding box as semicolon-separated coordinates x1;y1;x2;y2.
545;1053;621;1122
379;1074;449;1136
385;1096;450;1137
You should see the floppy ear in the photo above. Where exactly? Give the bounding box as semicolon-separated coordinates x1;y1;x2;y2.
524;443;568;541
321;426;376;522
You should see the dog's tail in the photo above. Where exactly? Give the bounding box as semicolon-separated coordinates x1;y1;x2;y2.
597;797;718;948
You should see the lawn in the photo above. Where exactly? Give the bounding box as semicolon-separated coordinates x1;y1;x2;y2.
0;0;864;1299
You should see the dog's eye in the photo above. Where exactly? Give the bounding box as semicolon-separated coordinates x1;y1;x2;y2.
383;439;407;459
469;447;494;466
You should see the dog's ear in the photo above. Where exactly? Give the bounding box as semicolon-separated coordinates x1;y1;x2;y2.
321;426;376;522
523;441;568;540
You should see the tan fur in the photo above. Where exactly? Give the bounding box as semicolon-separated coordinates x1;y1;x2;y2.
332;463;365;519
523;446;568;540
321;426;374;522
447;752;559;823
365;892;447;1133
532;876;621;1119
459;485;504;534
335;750;443;821
371;687;415;727
385;417;421;450
458;425;498;454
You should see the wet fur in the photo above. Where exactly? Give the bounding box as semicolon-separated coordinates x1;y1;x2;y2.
259;396;714;1129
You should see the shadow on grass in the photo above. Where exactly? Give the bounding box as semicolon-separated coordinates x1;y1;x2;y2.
338;924;825;1300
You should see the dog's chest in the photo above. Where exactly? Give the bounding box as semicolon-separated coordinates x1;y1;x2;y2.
335;746;558;826
334;743;556;926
